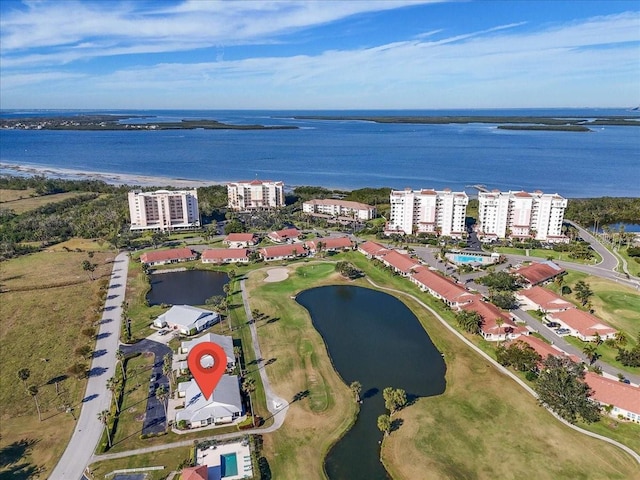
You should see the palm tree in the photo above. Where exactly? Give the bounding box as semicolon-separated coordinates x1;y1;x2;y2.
377;414;391;437
106;377;119;413
116;349;126;380
614;331;628;347
98;409;112;448
233;346;242;372
17;368;30;393
495;318;504;339
155;385;169;426
349;381;362;403
163;353;174;387
242;377;257;427
582;343;599;365
28;385;42;421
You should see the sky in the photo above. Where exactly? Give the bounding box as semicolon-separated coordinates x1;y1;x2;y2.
1;0;639;109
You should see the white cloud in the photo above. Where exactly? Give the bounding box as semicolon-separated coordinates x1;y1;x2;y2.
1;3;638;108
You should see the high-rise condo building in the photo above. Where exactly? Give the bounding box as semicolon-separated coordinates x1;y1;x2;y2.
477;190;568;242
387;188;469;238
227;180;285;211
128;189;200;231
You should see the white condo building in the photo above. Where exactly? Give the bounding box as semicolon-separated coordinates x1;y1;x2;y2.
387;188;468;238
128;189;200;232
302;199;377;221
477;190;568;242
227;180;285;211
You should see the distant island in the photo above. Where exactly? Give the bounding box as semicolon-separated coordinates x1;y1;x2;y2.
0;115;298;131
291;115;640;132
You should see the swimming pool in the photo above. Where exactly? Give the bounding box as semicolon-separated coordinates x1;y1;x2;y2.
453;254;487;264
221;453;238;477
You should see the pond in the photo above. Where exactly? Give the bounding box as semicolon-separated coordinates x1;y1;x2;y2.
296;285;446;480
146;270;229;306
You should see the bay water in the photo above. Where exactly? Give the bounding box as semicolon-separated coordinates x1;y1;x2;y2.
1;109;639;197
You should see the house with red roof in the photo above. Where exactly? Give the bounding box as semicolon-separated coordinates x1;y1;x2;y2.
201;248;249;265
514;261;565;287
139;247;197;266
267;228;301;243
379;250;422;276
305;236;353;253
410;267;475;308
357;241;388;258
516;286;575;313
584;372;640;423
461;296;527;342
180;465;208;480
259;244;307;262
223;233;258;248
546;309;617;342
506;335;580;364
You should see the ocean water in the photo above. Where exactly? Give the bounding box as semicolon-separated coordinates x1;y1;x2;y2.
1;109;639;197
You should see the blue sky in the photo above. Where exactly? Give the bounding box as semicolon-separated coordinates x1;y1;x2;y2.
1;0;638;109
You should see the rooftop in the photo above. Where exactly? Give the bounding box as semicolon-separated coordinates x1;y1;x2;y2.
515;261;565;285
551;309;617;338
202;248;249;260
517;286;574;311
140;247;195;264
585;372;640;415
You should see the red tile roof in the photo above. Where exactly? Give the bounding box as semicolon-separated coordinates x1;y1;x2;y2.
201;248;249;261
268;228;300;242
585;372;640;415
380;250;421;274
260;244;306;258
460;296;521;336
518;286;574;311
411;268;475;305
181;465;208;480
305;237;353;251
224;233;256;243
514;191;532;198
140;248;195;264
515;261;565;285
358;241;388;257
506;335;579;363
551;309;617;338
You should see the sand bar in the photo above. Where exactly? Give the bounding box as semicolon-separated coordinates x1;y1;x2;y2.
0;162;223;188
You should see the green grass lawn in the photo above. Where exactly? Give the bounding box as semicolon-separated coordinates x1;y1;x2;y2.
618;247;640;278
562;335;638;376
89;446;192;480
494;246;602;265
0;248;118;479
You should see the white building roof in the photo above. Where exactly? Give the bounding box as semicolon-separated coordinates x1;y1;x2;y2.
181;333;235;367
156;305;219;329
175;376;243;424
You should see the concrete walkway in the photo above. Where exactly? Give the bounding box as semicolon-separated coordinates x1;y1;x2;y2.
364;278;640;465
240;276;289;425
50;252;130;480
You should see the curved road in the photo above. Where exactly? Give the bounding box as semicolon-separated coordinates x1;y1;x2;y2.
49;252;129;480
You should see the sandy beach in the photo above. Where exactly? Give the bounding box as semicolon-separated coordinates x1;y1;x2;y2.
0;162;223;188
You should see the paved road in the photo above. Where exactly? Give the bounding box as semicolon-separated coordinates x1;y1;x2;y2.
50;252;130;480
120;339;172;435
565;220;619;271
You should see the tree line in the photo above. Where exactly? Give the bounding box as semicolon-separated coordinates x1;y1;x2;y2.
564;197;640;227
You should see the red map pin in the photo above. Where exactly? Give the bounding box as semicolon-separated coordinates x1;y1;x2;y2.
187;342;227;401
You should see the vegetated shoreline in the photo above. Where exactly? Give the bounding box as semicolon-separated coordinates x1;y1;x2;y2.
0;114;298;131
291;115;639;129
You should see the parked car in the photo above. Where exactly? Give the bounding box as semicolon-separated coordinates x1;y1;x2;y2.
556;328;571;335
546;322;560;328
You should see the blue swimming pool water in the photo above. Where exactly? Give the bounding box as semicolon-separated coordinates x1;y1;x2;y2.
221;453;238;477
453;255;487;264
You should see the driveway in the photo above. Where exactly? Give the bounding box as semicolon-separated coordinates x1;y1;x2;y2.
49;252;130;480
120;339;172;435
